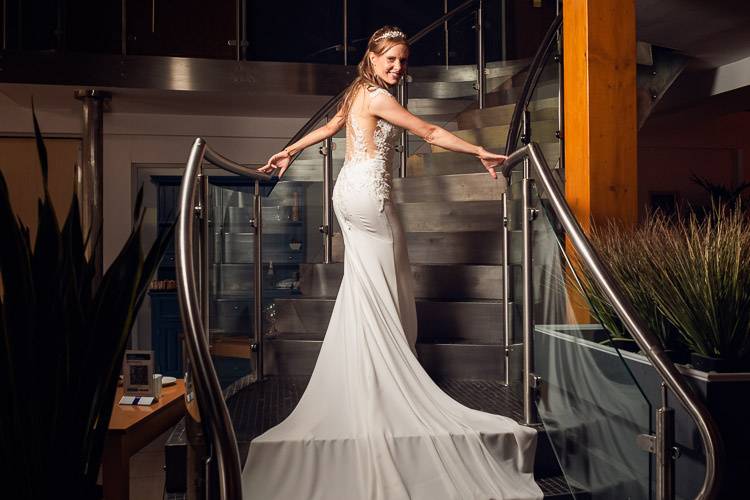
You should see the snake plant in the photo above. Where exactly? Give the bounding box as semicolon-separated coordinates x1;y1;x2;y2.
0;110;174;499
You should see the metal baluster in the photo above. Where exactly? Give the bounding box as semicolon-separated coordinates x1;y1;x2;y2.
657;383;676;500
521;156;539;426
476;0;486;109
198;173;210;340
252;180;264;380
398;78;409;178
321;133;334;263
502;191;511;386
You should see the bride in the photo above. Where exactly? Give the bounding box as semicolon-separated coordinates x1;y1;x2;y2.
244;26;543;500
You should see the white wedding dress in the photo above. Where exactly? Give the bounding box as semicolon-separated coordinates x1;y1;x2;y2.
241;86;543;500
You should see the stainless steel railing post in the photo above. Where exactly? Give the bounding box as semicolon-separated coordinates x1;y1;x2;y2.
252;179;264;380
656;383;676;500
398;78;409;178
322;134;334;263
198;173;210;339
476;0;486;109
521;157;538;425
502;191;511;386
74;89;111;291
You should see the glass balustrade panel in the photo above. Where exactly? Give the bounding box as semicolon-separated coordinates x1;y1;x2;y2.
507;166;654;499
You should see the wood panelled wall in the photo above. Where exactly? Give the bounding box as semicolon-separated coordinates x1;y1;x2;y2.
0;137;80;241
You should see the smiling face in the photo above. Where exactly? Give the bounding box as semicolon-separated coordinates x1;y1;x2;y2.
369;43;409;86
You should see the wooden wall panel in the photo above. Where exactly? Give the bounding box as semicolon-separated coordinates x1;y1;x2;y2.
0;137;81;240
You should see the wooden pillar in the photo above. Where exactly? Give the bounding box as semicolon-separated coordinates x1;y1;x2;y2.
563;0;638;229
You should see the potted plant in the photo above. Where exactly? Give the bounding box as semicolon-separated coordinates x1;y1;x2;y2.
546;204;750;497
582;206;750;371
0;111;174;499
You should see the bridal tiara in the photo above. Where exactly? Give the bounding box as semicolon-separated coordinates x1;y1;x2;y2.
373;30;406;42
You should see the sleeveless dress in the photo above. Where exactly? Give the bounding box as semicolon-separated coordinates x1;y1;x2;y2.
241;87;543;500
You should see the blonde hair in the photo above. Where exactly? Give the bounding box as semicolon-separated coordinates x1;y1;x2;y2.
337;25;408;120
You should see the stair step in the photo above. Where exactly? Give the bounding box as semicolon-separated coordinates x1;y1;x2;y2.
405;97;475;117
416;342;507;379
271;297;519;342
397;200;503;232
297;262;523;300
456;97;559;130
262;337;514;379
407;73;514;99
408;59;529;83
431;121;558;153
392;172;506;203
333;231;522;265
486;80;559;107
406;142;559;176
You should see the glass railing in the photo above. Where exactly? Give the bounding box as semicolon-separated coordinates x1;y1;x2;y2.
208;180;255;390
508;163;654;497
500;141;722;500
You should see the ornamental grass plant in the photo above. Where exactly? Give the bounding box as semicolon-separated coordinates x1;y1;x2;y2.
579;205;750;369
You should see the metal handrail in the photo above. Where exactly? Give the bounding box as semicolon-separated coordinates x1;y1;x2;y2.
501;142;723;500
176;138;276;500
282;0;482;165
504;14;562;156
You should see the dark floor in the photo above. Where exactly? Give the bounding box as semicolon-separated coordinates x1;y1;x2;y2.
226;376;580;498
226;376;526;456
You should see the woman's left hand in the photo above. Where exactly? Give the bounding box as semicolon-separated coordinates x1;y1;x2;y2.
477;148;507;179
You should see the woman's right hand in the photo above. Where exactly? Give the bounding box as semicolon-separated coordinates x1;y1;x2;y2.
257;150;292;177
477;147;507;179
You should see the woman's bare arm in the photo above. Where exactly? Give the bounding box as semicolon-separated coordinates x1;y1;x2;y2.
368;91;505;178
258;108;346;177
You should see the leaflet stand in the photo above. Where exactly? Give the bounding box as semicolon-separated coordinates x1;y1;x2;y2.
119;350;161;405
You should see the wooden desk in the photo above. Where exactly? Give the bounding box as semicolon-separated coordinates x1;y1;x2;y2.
103;379;186;500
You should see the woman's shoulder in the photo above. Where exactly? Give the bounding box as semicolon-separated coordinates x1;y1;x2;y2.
364;85;395;100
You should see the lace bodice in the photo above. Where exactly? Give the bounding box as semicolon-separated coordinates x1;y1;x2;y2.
345;87;401;165
333;86;401;228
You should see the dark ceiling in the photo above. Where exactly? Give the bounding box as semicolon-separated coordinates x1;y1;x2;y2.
637;0;750;67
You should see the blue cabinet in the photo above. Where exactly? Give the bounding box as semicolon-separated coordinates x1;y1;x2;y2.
149;291;183;378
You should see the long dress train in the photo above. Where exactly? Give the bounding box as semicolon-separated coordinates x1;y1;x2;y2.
241;86;543;500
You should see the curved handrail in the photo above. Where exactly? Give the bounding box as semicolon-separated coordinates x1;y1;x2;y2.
283;0;481;163
504;14;562;156
502;142;723;500
176;138;275;500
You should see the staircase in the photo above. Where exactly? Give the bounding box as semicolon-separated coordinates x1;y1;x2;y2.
246;60;581;498
263;59;560;383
